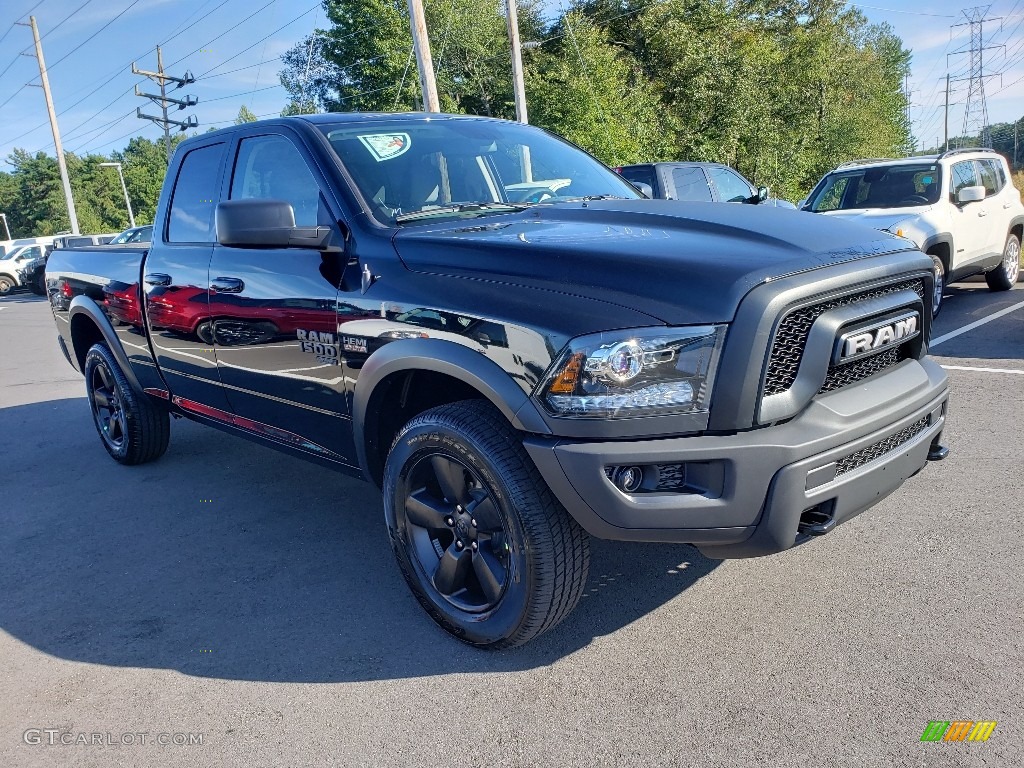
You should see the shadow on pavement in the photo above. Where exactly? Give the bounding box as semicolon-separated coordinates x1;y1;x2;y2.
0;398;720;681
0;290;47;304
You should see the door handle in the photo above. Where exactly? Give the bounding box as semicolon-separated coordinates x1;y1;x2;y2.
144;273;171;286
978;210;988;217
210;276;245;293
1005;202;1013;209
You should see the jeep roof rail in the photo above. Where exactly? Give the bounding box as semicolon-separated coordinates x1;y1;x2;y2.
836;158;895;169
937;147;997;160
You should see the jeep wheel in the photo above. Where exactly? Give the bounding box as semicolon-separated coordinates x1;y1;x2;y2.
0;275;14;295
383;400;589;648
929;254;945;317
84;343;170;465
986;233;1020;292
29;274;46;296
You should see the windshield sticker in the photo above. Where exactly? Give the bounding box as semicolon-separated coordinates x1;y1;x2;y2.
358;133;411;162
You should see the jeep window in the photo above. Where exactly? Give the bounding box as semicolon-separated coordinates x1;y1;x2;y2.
950;160;980;201
671;167;713;201
320;120;639;225
977;159;1003;196
809;164;941;211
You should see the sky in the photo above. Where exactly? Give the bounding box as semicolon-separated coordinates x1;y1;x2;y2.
0;0;1021;166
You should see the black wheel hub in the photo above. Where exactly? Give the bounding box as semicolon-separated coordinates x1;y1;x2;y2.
402;453;512;613
90;361;126;450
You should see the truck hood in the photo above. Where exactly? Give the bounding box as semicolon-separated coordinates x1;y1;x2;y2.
819;206;933;233
392;199;916;325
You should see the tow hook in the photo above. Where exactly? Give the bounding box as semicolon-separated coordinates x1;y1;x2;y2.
927;443;949;461
797;505;836;537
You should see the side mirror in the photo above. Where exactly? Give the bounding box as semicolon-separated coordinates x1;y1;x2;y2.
956;185;985;204
757;186;770;203
216;199;335;250
633;182;654;199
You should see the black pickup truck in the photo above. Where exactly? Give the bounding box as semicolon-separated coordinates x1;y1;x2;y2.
46;113;949;648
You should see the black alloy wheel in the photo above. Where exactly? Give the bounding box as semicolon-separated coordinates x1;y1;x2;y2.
384;400;590;648
90;358;128;452
403;452;512;613
83;343;170;465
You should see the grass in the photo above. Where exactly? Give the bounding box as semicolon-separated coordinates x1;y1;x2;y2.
1014;170;1024;202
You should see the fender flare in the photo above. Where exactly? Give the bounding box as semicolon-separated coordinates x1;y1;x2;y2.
919;232;953;263
351;338;551;481
68;295;144;394
1009;214;1024;238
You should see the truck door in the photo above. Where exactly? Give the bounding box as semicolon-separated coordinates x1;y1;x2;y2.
208;130;355;463
143;140;233;414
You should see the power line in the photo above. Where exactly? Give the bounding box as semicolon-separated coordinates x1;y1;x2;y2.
195;1;320;78
44;0;144;74
0;0;45;46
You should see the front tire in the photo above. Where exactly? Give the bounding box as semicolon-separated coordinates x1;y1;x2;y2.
929;254;946;317
29;274;45;296
986;233;1020;292
0;275;14;295
84;343;170;465
383;400;590;648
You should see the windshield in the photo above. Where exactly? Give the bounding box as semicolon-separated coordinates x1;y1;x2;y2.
319;118;639;225
808;163;941;212
1;246;24;261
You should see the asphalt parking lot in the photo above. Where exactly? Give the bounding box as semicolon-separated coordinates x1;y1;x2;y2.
1;280;1022;768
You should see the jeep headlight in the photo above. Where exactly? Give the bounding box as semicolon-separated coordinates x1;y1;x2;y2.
537;325;726;418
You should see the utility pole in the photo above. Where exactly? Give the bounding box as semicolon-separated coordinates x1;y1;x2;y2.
406;0;439;112
944;73;950;151
133;46;197;165
18;16;79;234
506;0;528;124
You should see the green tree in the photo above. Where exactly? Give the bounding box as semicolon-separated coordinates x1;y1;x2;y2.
235;105;258;124
526;11;669;165
112;135;184;225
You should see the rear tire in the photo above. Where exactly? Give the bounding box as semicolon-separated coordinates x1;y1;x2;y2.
986;233;1020;292
383;400;590;648
84;343;170;465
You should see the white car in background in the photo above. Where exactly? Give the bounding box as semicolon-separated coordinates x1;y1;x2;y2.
802;148;1023;315
0;243;51;295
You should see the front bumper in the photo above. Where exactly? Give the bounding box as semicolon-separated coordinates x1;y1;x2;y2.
524;357;948;558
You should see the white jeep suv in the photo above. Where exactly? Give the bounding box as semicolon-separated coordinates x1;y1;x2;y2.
802;148;1023;315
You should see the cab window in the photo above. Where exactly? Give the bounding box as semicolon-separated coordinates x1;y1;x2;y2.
168;143;226;243
708;167;753;203
230;135;323;227
671;167;713;201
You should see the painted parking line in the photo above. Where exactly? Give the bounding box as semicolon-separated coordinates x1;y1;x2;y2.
930;298;1024;348
941;365;1024;375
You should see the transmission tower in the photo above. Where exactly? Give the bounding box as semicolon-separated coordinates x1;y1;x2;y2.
948;6;1003;148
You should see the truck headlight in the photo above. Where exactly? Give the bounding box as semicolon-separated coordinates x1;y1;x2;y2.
537;325;726;418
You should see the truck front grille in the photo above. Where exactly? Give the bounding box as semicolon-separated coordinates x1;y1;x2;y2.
763;278;925;397
835;416;929;476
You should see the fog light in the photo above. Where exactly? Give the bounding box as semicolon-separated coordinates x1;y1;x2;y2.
613;465;644;493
